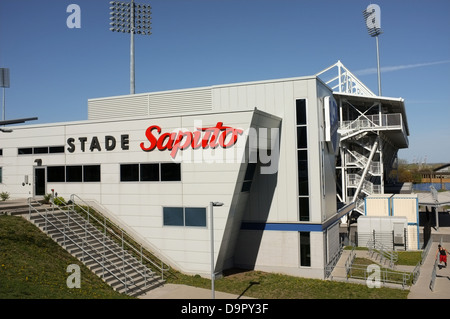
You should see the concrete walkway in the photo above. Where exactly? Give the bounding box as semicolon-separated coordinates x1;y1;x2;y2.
408;240;450;299
140;284;253;299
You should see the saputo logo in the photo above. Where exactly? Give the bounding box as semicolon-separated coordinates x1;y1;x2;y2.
139;122;244;159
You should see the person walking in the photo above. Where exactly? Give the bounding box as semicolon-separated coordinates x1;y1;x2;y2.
436;244;449;268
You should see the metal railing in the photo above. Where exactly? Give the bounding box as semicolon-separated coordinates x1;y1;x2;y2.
347;264;413;289
325;242;344;278
340;113;403;132
367;240;398;269
69;194;170;281
430;237;443;291
28;197;137;293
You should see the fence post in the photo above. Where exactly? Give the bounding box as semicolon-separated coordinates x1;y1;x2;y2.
404;228;407;251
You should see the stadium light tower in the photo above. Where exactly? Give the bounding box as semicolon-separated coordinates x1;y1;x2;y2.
363;4;383;96
0;68;10;121
109;0;152;94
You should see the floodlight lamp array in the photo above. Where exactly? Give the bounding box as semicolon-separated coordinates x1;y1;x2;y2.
109;1;152;35
362;7;383;37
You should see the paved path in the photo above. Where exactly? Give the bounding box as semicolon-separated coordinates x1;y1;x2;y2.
408;240;450;299
140;284;252;299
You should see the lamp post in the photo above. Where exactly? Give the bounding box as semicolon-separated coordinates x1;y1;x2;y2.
109;0;152;94
210;201;223;299
363;4;383;96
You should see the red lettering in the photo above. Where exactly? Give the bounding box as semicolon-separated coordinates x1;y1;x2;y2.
140;125;160;151
140;122;243;159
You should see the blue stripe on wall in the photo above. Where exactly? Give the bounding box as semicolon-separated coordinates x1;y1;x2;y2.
241;222;324;232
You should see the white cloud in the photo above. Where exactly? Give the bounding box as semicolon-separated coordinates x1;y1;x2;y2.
354;60;450;76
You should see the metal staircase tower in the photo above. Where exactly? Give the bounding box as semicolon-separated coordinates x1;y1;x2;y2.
317;61;410;221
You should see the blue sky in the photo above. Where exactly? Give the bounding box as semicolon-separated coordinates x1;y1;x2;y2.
0;0;449;163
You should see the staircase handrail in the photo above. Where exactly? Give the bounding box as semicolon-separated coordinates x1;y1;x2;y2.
27;198;135;293
69;194;170;280
48;199;150;286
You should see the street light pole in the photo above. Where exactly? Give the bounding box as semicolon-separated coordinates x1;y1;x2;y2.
210;201;223;299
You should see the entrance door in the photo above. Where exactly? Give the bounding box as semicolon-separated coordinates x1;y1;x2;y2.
34;167;46;196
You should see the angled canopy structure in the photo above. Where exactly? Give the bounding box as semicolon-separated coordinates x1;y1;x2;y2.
0;117;38;132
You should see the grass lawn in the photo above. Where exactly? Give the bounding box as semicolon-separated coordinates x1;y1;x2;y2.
0;215;410;299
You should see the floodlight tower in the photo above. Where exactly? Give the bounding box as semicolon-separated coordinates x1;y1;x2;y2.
109;0;152;94
0;68;10;121
363;4;383;96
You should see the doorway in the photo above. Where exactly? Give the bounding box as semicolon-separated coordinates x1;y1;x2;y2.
34;167;46;196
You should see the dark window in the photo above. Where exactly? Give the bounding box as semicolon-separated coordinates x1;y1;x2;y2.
49;146;65;153
185;207;207;227
296;126;307;149
163;207;184;226
47;166;65;182
83;165;101;182
299;197;310;222
296;99;307;125
296;99;309;222
161;163;181;181
120;164;139;182
300;232;311;267
0;167;2;183
0;149;3;156
140;163;160;181
298;150;308;195
18;148;32;155
34;147;49;154
66;166;83;182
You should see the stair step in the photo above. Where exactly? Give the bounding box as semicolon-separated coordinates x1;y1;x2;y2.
26;202;164;296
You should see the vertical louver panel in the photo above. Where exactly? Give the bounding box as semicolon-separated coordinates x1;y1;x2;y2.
88;88;212;120
88;95;149;120
148;89;212;115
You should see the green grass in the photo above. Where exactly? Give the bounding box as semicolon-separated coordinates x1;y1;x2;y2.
0;215;410;299
0;215;131;299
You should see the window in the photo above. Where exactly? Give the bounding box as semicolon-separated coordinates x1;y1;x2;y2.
46;165;101;182
140;163;159;181
66;166;83;182
300;231;311;267
296;99;310;221
49;146;65;153
163;207;207;227
0;167;2;183
163;207;184;226
120;163;180;182
47;166;65;182
18;148;32;155
160;163;181;181
120;164;139;182
34;147;49;154
84;165;101;182
18;146;65;155
185;207;207;227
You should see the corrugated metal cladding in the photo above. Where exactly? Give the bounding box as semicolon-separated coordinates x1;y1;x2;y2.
88;88;212;120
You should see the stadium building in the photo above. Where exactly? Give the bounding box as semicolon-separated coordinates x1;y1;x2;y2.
0;61;410;279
